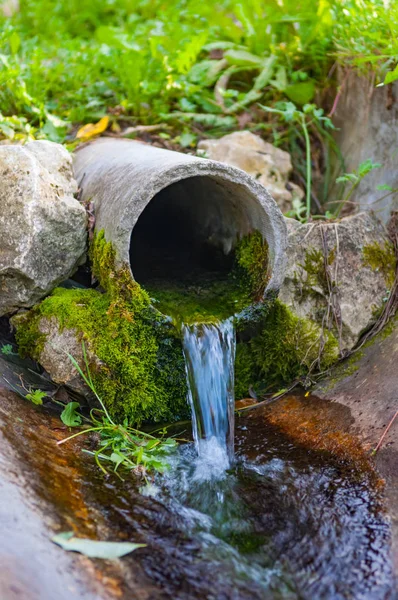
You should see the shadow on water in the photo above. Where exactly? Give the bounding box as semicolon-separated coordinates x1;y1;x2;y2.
0;386;396;600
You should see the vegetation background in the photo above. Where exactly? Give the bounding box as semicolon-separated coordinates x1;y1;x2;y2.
1;0;397;216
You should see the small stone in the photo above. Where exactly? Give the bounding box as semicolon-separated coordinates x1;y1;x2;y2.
0;141;87;316
198;131;303;212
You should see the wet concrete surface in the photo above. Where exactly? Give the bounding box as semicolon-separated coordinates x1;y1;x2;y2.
0;386;161;600
316;319;398;569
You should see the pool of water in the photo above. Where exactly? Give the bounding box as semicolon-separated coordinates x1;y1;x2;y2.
75;410;394;600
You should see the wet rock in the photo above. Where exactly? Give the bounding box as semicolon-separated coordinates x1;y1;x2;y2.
34;317;96;395
279;212;395;351
197;131;303;212
0;141;87;316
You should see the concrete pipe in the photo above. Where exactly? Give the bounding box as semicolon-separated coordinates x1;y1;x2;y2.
73;138;287;295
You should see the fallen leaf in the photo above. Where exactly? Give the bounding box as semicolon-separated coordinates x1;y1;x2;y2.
76;116;109;141
52;532;146;559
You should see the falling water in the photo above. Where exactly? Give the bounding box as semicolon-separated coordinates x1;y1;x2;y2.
182;318;236;470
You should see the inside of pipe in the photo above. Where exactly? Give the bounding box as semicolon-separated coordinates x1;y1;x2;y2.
129;175;264;288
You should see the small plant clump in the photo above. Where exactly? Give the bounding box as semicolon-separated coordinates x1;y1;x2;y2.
57;347;179;477
235;300;339;399
14;231;189;425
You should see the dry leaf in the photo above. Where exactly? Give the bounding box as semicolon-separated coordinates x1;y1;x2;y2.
76;116;109;141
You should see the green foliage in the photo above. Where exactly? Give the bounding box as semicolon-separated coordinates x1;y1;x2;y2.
1;0;395;217
58;345;179;476
333;159;382;217
15;231;188;425
260;102;335;221
1;344;14;355
26;389;47;405
235;300;339;398
60;402;82;427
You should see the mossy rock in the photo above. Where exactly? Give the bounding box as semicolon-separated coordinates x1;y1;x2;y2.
13;232;189;425
279;213;396;351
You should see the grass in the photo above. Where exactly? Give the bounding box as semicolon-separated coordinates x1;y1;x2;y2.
8;342;180;478
1;1;397;215
56;346;179;478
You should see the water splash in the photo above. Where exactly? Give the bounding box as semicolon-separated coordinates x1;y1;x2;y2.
182;318;236;471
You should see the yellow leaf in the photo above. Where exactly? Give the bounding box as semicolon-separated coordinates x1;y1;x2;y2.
76;116;109;141
305;391;310;397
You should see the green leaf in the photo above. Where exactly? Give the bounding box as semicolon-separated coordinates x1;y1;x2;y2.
9;31;21;55
224;49;263;67
383;66;398;86
1;344;13;355
270;65;287;92
336;174;358;184
357;159;381;177
285;81;315;105
52;532;146;559
179;132;196;147
26;389;47;405
60;402;82;427
377;184;393;191
253;55;277;92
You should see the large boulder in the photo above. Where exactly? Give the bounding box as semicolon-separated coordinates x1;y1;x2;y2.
198;131;303;212
279;212;395;351
0;141;87;316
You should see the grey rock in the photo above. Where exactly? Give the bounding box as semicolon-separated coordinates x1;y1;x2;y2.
279;212;395;351
36;316;100;397
198;131;304;213
0;141;87;316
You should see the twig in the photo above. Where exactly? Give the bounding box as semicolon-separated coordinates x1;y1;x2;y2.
372;409;398;455
122;124;170;136
328;69;351;117
235;380;301;413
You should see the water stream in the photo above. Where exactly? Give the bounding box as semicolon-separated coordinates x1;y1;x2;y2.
182;318;235;474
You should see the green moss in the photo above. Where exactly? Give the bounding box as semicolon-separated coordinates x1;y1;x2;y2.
362;241;396;288
233;230;270;301
144;277;251;327
144;230;270;325
235;300;339;398
295;245;336;298
15;231;189;425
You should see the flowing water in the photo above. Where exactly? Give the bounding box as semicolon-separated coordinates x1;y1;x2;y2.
182;318;235;472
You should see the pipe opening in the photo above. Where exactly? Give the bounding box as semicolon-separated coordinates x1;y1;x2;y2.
130;175;268;285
